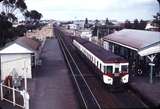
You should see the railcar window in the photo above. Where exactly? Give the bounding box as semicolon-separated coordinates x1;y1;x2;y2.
104;66;113;73
121;65;128;72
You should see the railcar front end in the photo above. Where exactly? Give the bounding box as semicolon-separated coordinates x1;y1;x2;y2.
103;63;129;86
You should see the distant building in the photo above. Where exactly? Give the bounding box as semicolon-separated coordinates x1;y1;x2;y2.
26;23;54;40
80;29;92;41
92;24;123;38
103;29;160;77
0;37;41;80
145;22;159;31
73;20;84;29
68;24;77;30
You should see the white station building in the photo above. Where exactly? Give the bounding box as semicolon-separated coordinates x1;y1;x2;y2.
0;37;40;80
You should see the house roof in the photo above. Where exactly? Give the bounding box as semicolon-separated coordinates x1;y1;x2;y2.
103;29;160;56
15;37;40;52
0;37;41;54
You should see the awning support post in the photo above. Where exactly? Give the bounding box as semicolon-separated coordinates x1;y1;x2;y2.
147;55;156;84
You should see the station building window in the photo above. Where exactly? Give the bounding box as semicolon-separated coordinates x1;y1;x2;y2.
120;46;125;56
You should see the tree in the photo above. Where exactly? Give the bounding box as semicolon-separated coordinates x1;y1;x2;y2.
84;18;89;28
105;18;113;25
16;0;27;11
0;0;27;22
85;18;88;25
29;10;42;23
0;13;13;46
133;19;139;29
105;18;109;25
153;13;160;28
95;19;100;26
139;19;147;30
124;20;132;29
157;0;160;7
23;10;31;23
7;13;18;22
15;25;27;36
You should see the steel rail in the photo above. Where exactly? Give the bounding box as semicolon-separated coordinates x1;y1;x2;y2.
58;34;101;109
57;35;88;109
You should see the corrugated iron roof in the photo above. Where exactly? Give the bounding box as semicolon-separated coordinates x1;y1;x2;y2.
15;37;41;52
103;29;160;50
0;37;41;54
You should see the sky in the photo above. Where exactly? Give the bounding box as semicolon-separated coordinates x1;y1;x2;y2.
2;0;160;21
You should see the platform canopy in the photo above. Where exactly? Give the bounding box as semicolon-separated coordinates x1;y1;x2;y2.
103;29;160;57
138;42;160;56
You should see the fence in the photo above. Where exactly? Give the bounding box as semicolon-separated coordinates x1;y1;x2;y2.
0;82;24;108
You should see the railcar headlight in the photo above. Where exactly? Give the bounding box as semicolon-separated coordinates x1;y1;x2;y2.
121;74;129;83
103;75;113;85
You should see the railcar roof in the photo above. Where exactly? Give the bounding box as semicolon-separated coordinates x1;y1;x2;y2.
74;37;127;63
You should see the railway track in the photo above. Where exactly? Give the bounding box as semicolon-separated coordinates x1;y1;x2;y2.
55;27;148;109
56;30;102;109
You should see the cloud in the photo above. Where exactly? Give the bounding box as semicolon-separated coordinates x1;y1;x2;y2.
23;0;159;20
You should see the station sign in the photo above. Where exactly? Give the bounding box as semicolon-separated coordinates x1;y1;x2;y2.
149;63;155;66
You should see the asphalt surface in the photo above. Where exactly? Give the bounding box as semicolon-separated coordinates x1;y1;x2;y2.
28;39;79;109
130;76;160;107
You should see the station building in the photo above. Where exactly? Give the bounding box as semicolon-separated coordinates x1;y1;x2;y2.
0;37;41;80
103;29;160;78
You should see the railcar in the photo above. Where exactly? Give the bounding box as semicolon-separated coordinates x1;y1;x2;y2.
73;37;129;87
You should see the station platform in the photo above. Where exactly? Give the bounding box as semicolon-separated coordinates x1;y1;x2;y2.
0;38;79;109
129;76;160;108
28;38;79;109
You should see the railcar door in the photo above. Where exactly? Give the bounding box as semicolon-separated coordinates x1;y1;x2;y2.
114;64;120;76
113;65;120;86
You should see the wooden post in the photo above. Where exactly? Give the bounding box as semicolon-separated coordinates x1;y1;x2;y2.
20;90;30;109
0;83;3;100
13;87;15;106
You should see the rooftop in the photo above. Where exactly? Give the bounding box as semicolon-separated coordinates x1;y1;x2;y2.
104;29;160;50
16;37;41;51
103;29;160;56
0;37;41;54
